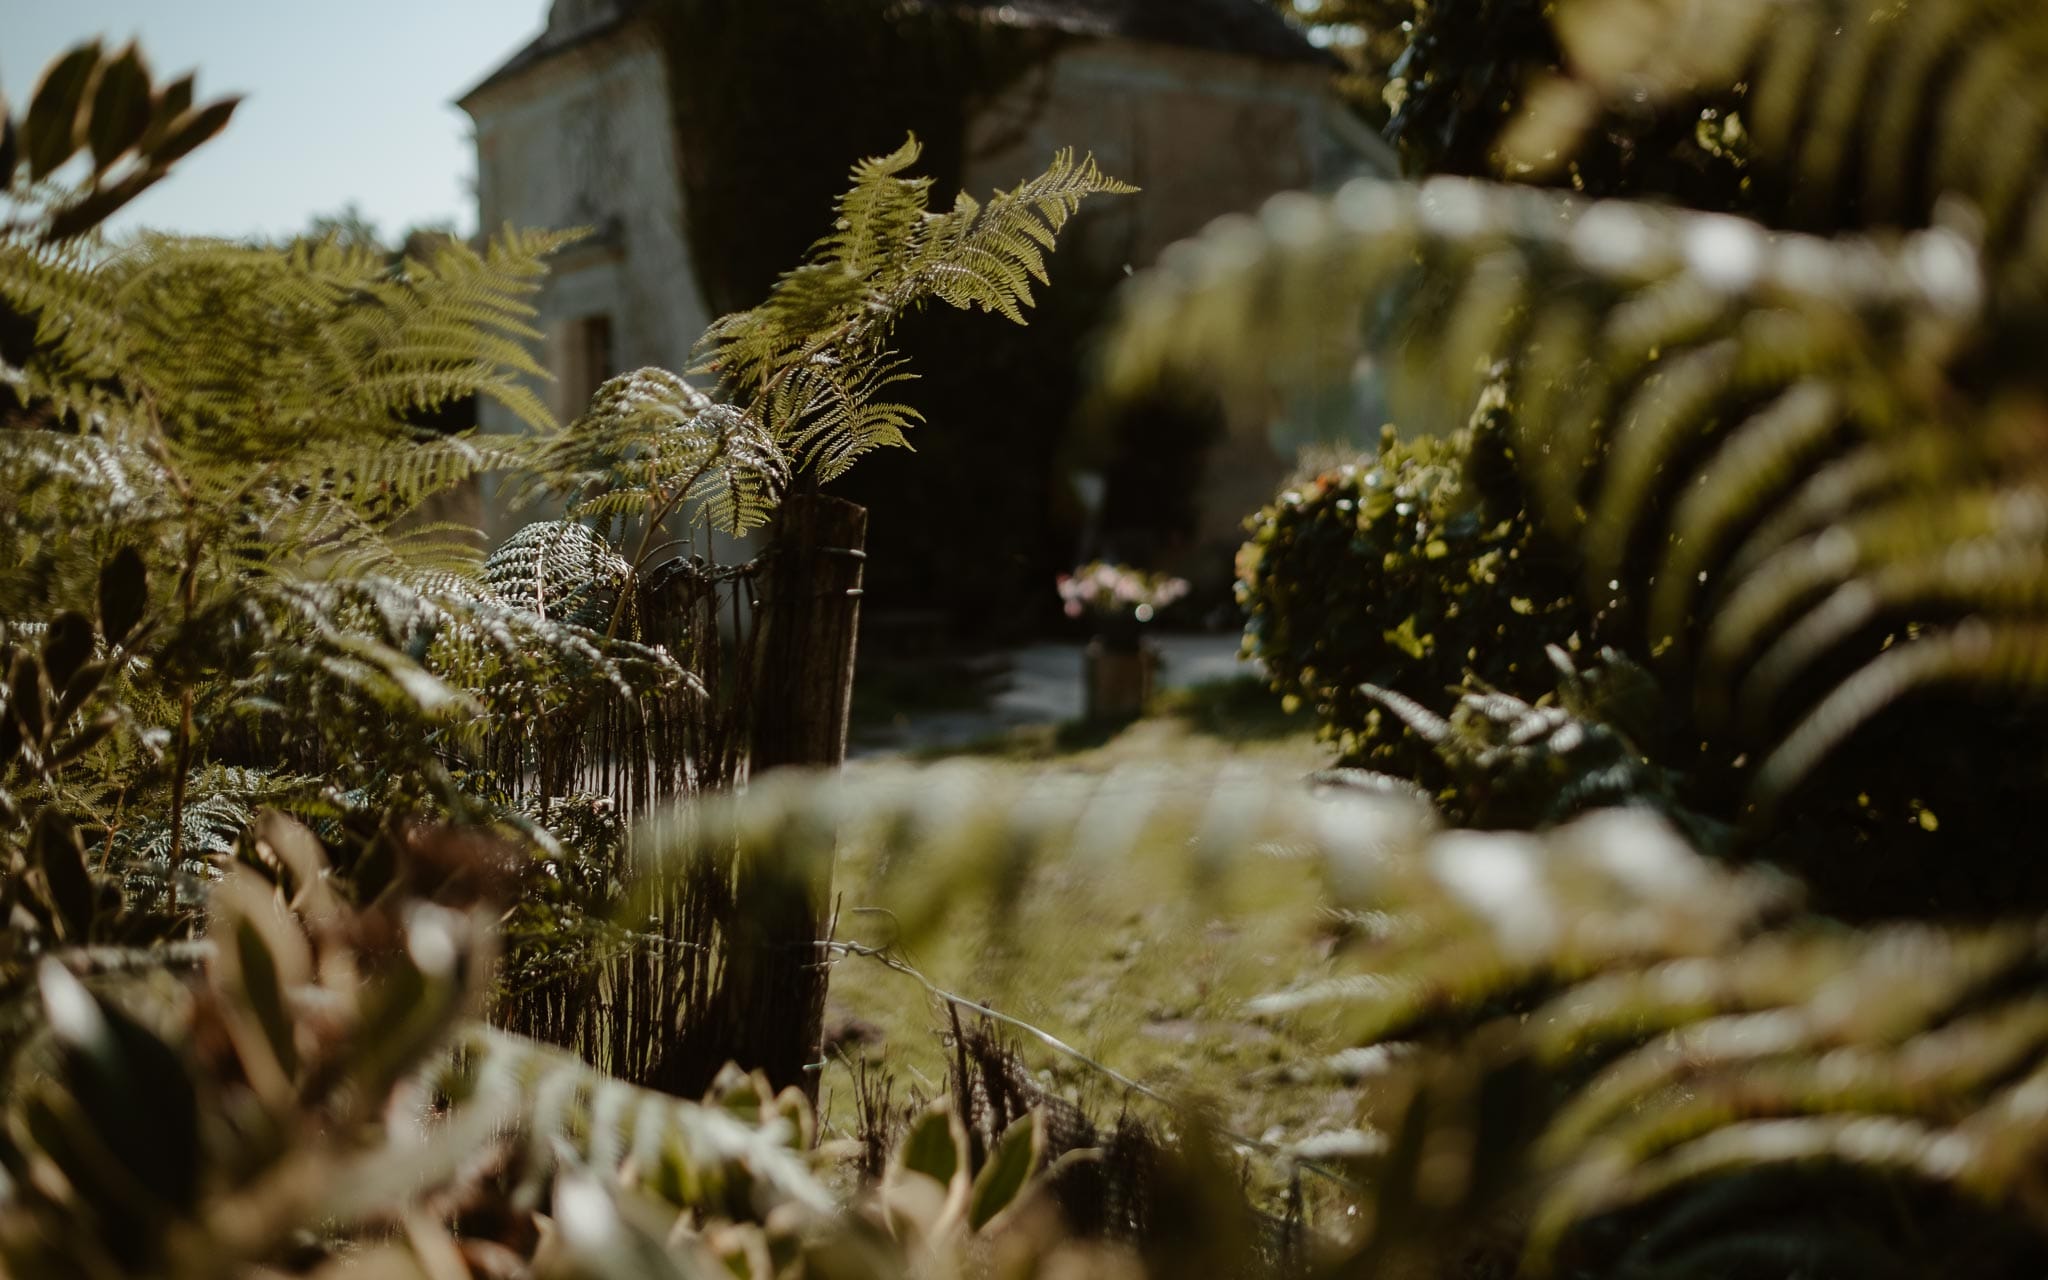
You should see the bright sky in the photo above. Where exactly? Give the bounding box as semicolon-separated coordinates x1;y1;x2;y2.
4;2;550;241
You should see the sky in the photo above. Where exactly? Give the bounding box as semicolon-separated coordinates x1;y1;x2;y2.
4;2;550;241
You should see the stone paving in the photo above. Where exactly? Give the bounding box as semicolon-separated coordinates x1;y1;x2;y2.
850;631;1251;757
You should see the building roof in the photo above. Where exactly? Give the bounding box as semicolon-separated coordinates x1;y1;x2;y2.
460;0;1332;108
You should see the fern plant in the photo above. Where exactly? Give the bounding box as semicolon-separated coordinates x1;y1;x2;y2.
630;757;2048;1277
1500;0;2048;261
478;139;1129;1085
479;138;1131;802
0;41;724;956
500;135;1133;570
1107;117;2048;911
697;137;1134;483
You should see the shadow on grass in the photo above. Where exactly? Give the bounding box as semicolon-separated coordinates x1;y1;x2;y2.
850;655;1008;729
908;674;1304;763
1152;673;1304;743
903;716;1118;763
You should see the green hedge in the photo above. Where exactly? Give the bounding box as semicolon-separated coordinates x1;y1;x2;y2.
1236;422;1584;786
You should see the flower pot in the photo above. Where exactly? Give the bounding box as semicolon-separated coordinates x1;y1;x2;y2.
1085;637;1158;722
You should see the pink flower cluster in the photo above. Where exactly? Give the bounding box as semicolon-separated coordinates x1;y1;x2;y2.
1056;561;1191;622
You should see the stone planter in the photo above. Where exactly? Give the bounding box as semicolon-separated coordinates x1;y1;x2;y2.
1085;637;1158;721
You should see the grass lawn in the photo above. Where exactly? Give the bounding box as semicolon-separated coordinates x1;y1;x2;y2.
817;675;1373;1214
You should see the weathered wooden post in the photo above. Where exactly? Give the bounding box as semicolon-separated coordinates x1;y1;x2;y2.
690;493;866;1100
751;494;868;773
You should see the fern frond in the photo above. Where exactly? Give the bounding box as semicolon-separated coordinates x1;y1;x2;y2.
630;759;2048;1270
100;225;571;457
524;368;787;536
1542;0;2048;290
1698;479;2040;713
0;235;124;389
633;760;1440;952
815;133;932;278
1743;543;2048;719
773;353;924;482
1754;620;2048;803
696;138;1129;483
483;519;628;630
1106;176;2042;800
1232;804;2048;1273
112;766;322;896
906;148;1135;321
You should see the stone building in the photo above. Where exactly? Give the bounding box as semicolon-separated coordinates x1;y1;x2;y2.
459;0;1392;619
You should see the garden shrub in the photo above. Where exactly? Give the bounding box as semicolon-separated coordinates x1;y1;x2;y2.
1235;417;1583;789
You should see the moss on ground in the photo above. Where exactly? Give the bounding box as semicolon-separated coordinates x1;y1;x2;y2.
818;677;1366;1215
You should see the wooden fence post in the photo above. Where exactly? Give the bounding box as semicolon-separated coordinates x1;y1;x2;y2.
680;493;865;1102
751;494;868;774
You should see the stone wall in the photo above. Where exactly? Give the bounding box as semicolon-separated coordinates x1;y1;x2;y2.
965;38;1393;591
967;38;1385;264
465;27;704;442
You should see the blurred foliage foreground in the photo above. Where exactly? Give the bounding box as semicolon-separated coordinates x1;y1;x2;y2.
14;1;2048;1277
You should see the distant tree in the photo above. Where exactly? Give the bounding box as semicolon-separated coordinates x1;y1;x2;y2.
301;201;383;249
299;205;462;259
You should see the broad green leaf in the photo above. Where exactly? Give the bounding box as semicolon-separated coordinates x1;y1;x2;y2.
7;649;44;746
547;1165;694;1280
37;960;203;1212
137;74;192;152
967;1110;1043;1231
772;1083;815;1150
55;659;110;722
0;99;17;177
48;709;118;766
146;96;237;168
896;1102;966;1187
709;1063;768;1121
234;913;300;1081
31;810;94;942
0;651;19;764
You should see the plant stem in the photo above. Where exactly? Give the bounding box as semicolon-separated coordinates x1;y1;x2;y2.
606;453;724;641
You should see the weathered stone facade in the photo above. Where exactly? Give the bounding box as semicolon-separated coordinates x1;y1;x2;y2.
459;0;1392;600
462;8;703;434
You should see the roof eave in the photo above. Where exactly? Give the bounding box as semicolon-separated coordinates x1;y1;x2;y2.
456;10;642;114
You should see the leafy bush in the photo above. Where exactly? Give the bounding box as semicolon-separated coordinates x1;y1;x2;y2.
0;810;1095;1280
1237;421;1582;791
